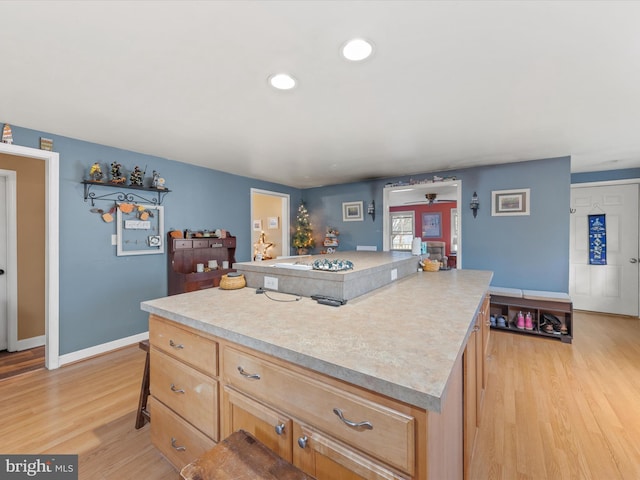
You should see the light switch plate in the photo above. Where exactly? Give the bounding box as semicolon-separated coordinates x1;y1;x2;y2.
264;276;278;291
111;234;117;246
391;268;398;281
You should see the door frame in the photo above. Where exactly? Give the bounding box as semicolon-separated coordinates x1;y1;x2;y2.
570;177;640;317
250;188;290;259
0;170;17;352
0;143;59;368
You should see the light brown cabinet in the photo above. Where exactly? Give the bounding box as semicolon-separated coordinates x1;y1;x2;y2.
148;315;219;470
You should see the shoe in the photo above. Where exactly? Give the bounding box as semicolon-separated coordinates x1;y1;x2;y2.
490;314;496;327
497;315;506;328
516;311;525;330
525;312;533;331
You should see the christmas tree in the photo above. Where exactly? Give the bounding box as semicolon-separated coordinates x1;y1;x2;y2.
292;202;315;252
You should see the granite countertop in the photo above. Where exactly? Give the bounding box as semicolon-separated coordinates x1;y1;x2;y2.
141;269;492;413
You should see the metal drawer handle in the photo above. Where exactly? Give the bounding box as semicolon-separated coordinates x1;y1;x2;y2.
237;366;261;380
171;437;186;452
170;383;185;394
332;408;373;430
275;423;286;436
169;339;184;349
297;436;308;449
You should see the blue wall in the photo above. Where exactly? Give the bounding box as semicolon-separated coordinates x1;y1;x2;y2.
572;168;640;184
304;157;571;292
8;125;301;355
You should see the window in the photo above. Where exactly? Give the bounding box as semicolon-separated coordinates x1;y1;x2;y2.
390;211;415;250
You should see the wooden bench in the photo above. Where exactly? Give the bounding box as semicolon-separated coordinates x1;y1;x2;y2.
180;430;316;480
489;287;573;343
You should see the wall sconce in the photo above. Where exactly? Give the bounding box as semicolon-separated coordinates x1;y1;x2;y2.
367;201;375;221
470;192;479;218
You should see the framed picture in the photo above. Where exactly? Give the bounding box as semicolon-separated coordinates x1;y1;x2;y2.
116;204;164;256
268;216;279;229
422;212;442;238
252;219;262;231
342;201;363;222
492;189;530;216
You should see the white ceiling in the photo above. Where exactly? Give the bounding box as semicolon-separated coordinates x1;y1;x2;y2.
2;1;640;189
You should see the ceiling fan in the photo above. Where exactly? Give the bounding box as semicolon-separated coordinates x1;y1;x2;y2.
404;193;457;206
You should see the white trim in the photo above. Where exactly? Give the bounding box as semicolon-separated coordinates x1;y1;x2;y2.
58;331;149;366
16;335;45;351
571;177;640;188
0;170;17;351
250;188;290;258
0;143;59;369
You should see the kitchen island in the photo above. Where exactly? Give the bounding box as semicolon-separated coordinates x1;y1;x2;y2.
141;268;492;480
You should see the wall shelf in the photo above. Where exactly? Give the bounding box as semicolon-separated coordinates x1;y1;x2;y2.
82;180;171;206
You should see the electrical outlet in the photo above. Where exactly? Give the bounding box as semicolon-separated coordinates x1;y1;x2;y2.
264;276;278;291
391;268;398;281
111;234;117;246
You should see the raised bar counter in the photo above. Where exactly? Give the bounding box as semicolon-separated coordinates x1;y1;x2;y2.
141;268;492;412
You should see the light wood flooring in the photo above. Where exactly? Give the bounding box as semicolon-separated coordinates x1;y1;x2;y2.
0;345;45;379
470;310;640;480
0;311;638;479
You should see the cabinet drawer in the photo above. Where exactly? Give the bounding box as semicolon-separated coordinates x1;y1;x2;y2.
149;397;216;470
174;240;192;249
150;315;218;375
192;239;209;248
223;347;415;475
151;349;219;440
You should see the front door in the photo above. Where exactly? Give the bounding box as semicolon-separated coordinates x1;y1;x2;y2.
0;175;7;350
570;183;639;315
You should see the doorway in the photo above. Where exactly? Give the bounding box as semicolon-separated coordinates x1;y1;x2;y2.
0;170;17;352
0;143;59;369
382;179;462;266
250;189;290;260
570;181;639;316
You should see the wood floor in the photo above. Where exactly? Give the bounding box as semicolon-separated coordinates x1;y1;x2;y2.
470;311;640;480
0;345;45;379
0;311;638;479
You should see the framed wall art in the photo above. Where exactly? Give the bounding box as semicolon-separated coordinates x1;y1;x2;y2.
491;188;530;216
116;204;164;256
342;201;363;221
422;212;442;238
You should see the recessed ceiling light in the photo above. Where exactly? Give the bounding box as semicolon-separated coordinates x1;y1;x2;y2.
342;38;373;61
269;73;296;90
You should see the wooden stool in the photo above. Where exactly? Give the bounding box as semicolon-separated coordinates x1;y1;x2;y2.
180;430;316;480
135;339;151;429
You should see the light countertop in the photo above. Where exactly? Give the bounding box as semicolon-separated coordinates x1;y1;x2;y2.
141;268;492;412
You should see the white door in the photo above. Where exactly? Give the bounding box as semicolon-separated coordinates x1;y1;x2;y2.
0;175;7;350
570;183;639;315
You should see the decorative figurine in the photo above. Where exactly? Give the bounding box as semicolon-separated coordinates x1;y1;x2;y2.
129;165;144;186
151;170;160;188
110;162;126;184
2;124;13;144
89;162;104;182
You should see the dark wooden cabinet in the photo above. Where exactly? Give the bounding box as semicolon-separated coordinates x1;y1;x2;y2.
167;233;237;295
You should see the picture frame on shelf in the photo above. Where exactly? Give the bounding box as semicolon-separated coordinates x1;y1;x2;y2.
422;212;442;238
491;188;530;216
342;201;363;222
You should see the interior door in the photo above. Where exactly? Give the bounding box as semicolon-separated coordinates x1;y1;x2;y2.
570;183;639;315
0;175;7;350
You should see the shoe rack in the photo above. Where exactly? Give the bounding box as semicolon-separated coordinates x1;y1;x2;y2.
489;294;573;344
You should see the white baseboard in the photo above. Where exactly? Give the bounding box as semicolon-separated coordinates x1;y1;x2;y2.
58;331;149;367
15;335;45;351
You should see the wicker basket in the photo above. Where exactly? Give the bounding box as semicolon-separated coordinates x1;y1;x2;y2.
219;273;246;290
421;261;440;272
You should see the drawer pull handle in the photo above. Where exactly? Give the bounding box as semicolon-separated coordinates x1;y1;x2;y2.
297;436;308;449
170;383;185;394
333;408;373;430
171;437;186;452
169;339;184;349
275;423;286;436
237;366;261;380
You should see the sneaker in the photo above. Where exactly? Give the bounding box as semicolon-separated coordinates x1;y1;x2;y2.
525;312;533;331
497;315;506;328
490;314;496;327
516;311;525;330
